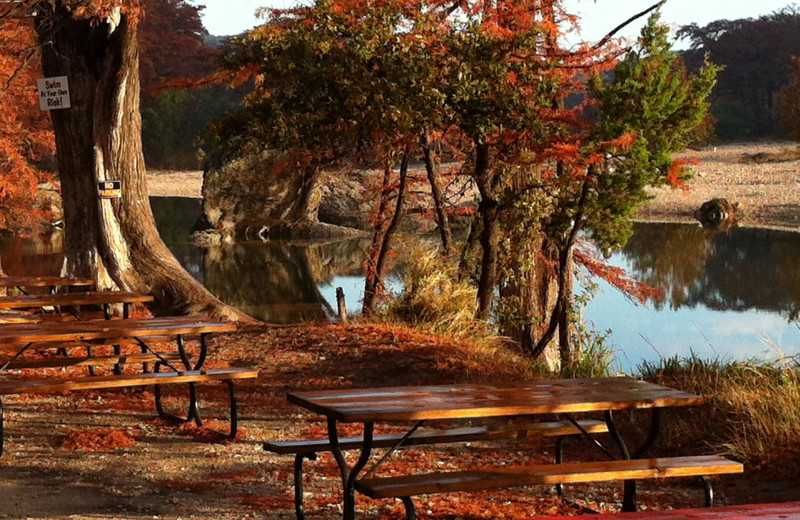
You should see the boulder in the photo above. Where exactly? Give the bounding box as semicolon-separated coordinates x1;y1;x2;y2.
694;198;739;231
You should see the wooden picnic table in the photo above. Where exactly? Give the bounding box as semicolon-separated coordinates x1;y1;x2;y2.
286;378;715;520
0;291;153;320
0;316;233;359
0;276;94;294
0;316;251;452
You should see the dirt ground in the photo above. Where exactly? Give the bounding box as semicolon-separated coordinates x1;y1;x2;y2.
0;323;786;520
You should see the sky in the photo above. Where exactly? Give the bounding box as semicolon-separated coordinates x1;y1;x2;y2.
198;0;795;43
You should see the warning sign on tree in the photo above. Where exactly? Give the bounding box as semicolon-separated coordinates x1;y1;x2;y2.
37;76;71;110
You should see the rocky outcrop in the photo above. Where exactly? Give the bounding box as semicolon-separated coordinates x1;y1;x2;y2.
201;154;479;241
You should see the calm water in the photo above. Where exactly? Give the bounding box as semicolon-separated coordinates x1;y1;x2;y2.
2;196;799;372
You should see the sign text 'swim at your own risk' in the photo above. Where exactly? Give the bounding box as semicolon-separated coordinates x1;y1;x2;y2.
37;76;71;110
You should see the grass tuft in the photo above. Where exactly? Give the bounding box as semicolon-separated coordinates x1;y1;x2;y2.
370;245;548;379
639;355;800;468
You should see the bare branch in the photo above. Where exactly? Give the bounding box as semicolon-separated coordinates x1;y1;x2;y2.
591;0;667;51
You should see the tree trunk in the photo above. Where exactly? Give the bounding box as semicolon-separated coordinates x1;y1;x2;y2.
35;5;250;321
499;237;561;367
363;152;409;314
362;162;394;314
286;166;322;224
420;133;452;254
473;141;498;321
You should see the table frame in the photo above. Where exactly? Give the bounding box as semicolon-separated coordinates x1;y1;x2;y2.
0;317;235;427
287;378;705;519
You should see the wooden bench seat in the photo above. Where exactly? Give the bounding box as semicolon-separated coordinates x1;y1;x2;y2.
354;455;744;520
265;419;609;520
0;367;258;455
3;351;182;370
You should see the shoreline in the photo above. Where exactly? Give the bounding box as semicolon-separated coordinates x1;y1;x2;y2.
147;141;800;232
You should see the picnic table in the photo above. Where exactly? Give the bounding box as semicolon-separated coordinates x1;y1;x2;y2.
0;290;153;320
286;377;743;520
0;275;94;294
0;316;256;453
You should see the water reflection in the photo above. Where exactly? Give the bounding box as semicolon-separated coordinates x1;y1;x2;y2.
583;222;800;371
621;223;800;316
148;196;369;322
3;198;800;369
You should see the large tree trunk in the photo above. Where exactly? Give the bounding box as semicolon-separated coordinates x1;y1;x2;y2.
35;5;250;321
499;237;561;368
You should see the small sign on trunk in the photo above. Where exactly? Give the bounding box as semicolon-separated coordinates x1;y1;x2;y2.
37;76;71;110
98;180;122;199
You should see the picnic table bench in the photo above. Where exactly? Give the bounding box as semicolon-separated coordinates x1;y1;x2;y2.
265;418;610;520
0;275;94;294
0;316;257;454
0;290;153;321
283;378;744;520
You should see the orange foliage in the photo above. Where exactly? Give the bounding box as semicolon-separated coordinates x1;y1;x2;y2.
0;19;56;235
56;427;139;451
666;157;699;189
575;248;663;305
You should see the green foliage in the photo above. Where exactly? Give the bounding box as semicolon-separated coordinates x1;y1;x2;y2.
560;319;619;378
587;13;719;251
142;85;244;169
679;6;800;140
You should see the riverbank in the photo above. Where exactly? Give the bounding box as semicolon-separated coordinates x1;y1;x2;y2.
146;141;800;231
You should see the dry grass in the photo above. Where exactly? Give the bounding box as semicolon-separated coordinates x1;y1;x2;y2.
146;169;203;198
639;356;800;471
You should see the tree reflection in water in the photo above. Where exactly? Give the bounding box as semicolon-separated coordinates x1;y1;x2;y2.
620;222;800;316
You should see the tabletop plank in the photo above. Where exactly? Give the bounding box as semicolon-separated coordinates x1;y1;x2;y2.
0;291;153;309
0;276;95;288
287;378;705;422
0;316;236;348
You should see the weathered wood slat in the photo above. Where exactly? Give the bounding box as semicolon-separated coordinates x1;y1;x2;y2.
0;291;153;309
287;378;705;422
0;317;236;348
264;419;609;455
354;456;743;499
4;352;182;370
0;368;259;394
0;276;94;288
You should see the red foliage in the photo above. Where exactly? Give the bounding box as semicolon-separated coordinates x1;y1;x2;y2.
0;19;56;235
138;0;219;94
55;427;139;451
575;247;663;305
666;157;699;189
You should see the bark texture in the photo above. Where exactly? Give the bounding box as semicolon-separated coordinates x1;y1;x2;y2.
35;5;250;321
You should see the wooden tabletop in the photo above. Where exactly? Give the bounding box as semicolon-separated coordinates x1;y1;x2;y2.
0;291;153;310
287;377;705;422
0;316;236;349
0;276;95;288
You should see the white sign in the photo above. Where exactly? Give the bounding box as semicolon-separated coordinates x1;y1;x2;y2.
37;76;71;110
